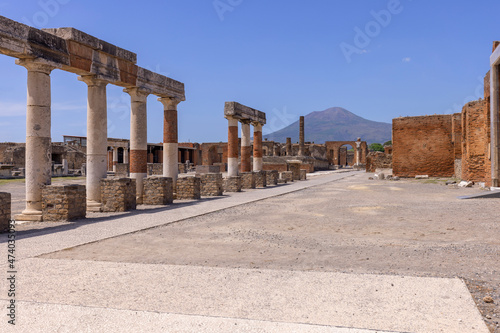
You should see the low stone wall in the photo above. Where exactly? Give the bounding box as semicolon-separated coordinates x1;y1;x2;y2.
300;169;307;180
266;170;279;185
147;163;163;176
115;163;130;177
101;178;136;212
143;177;173;205
0;192;11;232
176;177;201;200
241;172;256;189
224;176;242;192
42;185;86;221
280;171;293;183
254;171;267;188
196;165;220;174
287;161;301;181
200;173;223;196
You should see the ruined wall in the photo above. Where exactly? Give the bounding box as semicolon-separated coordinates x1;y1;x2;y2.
393;115;456;177
366;151;392;173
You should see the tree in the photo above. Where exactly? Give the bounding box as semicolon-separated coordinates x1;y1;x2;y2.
369;143;385;152
383;140;392;146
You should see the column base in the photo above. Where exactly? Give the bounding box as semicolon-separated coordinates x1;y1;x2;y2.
87;200;103;212
14;211;43;222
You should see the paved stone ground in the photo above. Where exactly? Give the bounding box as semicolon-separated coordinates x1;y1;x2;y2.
0;171;497;332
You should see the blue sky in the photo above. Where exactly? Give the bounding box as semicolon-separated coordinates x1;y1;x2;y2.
0;0;498;143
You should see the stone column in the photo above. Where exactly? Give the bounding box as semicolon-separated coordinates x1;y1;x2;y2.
355;138;362;166
253;122;263;171
125;88;149;203
240;120;251;173
159;97;181;184
286;137;292;156
15;59;55;221
112;147;118;172
491;64;500;187
226;116;239;177
298;116;305;156
123;148;129;164
79;76;108;211
62;159;68;175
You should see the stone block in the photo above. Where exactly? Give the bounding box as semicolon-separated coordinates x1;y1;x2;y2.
280;171;293;183
0;192;11;232
266;170;279;185
42;185;86;221
176;177;201;200
300;169;307;180
241;172;256;189
115;163;130;177
287;161;301;181
254;171;267;188
200;173;224;196
143;177;173;205
101;178;136;212
224;176;242;192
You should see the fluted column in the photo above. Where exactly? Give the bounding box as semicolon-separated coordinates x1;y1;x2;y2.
159;97;181;184
79;75;108;210
126;88;149;203
240;120;251;173
253;122;263;171
226;116;239;177
15;59;55;221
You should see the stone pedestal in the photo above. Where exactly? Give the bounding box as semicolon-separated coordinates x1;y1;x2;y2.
224;176;242;192
42;185;86;221
100;178;136;212
241;172;256;189
143;177;173;205
200;173;224;196
0;192;11;232
266;170;279;185
280;171;293;183
254;170;267;188
300;169;307;180
287;161;301;181
176;177;201;200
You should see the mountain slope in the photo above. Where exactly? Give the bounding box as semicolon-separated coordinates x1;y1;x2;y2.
263;107;392;144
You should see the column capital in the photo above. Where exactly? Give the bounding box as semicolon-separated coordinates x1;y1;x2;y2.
158;96;182;110
15;58;56;74
252;122;263;130
124;87;150;103
240;119;252;125
78;75;108;87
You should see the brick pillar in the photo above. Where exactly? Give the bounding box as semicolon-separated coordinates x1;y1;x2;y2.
241;120;251;173
125;88;149;204
184;149;190;163
253;122;263;171
286;137;292;156
159;97;182;185
79;75;108;212
226;116;239;177
298;116;305;156
14;59;55;222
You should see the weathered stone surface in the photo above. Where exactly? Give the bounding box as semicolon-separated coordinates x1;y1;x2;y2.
147;163;163;176
143;177;173;205
101;178;136;212
287;161;301;181
200;173;224;196
42;185;86;221
115;164;129;177
300;169;307;181
196;165;221;174
0;192;11;232
254;171;267;188
224;176;242;192
265;170;279;186
240;172;256;189
176;177;201;200
280;171;293;183
224;102;266;125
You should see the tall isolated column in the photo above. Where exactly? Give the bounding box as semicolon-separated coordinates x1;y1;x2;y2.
79;75;108;210
15;59;55;221
253;122;263;171
240;120;251;173
491;64;500;187
226;116;239;177
125;88;149;203
159;97;181;184
298;116;305;156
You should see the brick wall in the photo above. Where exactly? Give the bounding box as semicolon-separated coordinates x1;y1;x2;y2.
176;177;201;200
200;173;224;196
393;115;455;177
224;176;242;192
366;151;392;173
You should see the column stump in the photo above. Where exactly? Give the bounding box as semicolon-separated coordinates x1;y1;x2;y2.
42;185;86;221
266;170;279;186
0;192;11;232
176;177;201;200
287;161;301;181
280;171;293;183
224;176;242;192
101;178;137;212
241;172;256;189
143;177;173;205
200;173;224;196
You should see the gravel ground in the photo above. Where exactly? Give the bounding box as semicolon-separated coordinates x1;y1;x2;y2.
41;174;500;332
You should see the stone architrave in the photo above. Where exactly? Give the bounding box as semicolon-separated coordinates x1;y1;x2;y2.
14;59;55;222
159;97;182;185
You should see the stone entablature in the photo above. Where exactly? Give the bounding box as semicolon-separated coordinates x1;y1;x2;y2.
42;185;86;221
143;177;173;205
224;102;266;125
176;177;201;200
224;176;242;192
0;192;11;232
101;178;136;212
200;173;224;196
